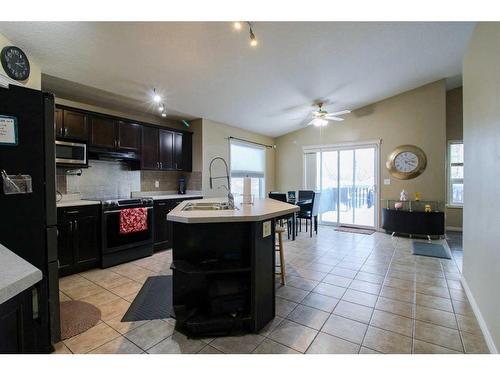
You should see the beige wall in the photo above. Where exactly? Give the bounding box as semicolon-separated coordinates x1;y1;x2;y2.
201;118;276;197
0;33;41;89
446;87;463;229
462;22;500;353
275;80;447;225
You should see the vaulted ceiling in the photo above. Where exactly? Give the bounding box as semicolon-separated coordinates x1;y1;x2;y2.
0;22;474;137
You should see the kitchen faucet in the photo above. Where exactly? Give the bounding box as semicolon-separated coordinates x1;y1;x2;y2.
208;157;235;209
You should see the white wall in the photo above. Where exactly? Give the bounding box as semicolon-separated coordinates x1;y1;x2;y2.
462;23;500;353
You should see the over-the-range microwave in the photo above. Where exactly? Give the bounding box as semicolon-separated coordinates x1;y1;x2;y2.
55;140;88;167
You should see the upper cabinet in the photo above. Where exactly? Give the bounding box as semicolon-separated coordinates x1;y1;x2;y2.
55;108;88;141
55;105;191;171
118;121;141;151
89;116;141;153
141;127;192;172
141;126;159;170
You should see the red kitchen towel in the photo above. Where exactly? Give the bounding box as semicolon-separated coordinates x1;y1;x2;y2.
119;207;148;234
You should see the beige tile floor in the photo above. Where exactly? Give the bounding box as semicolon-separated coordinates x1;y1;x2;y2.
54;227;490;354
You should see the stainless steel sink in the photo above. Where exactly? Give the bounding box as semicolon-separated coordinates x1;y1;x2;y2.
182;202;238;211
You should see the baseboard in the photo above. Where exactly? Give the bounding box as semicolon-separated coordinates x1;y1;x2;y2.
461;276;498;354
446;226;463;232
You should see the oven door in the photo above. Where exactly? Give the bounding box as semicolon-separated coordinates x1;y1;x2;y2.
55;140;87;167
102;207;153;253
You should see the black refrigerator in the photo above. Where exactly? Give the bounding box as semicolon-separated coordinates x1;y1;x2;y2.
0;84;60;352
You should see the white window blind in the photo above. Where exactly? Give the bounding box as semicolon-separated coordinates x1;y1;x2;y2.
230;139;266;198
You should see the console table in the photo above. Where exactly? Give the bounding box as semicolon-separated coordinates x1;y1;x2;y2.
381;200;445;239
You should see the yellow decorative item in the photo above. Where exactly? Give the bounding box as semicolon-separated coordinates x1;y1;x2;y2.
415;192;421;201
425;204;432;213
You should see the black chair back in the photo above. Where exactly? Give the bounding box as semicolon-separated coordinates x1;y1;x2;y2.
287;191;296;203
268;192;287;203
298;190;314;201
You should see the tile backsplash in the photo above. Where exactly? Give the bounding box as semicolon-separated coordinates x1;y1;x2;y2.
56;160;202;198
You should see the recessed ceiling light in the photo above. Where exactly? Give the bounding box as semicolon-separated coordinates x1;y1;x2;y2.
233;22;242;30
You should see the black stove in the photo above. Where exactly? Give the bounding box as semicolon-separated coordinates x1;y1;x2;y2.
100;197;153;211
98;196;155;267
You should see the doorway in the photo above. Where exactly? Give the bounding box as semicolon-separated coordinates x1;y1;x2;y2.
304;142;379;229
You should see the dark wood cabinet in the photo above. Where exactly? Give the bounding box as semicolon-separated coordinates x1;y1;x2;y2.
54;107;63;137
118;121;141;151
141;128;192;172
55;108;88;140
154;197;201;251
57;205;101;277
90;116;116;149
0;286;38;353
177;132;192;172
141;126;160;169
159;129;174;170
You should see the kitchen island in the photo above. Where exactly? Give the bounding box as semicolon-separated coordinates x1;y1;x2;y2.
167;198;299;337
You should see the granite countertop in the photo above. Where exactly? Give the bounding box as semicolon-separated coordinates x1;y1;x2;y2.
0;244;43;305
131;191;203;201
167;197;299;224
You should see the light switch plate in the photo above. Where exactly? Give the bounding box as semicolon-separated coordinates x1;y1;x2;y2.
263;221;271;238
384;179;391;185
155;180;160;188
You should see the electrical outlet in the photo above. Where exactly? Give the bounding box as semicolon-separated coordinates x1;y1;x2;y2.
384;179;391;185
154;180;160;188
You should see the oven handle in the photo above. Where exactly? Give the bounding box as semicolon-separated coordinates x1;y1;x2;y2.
103;207;153;214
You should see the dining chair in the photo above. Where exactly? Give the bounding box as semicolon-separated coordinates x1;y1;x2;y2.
296;191;320;237
268;192;294;239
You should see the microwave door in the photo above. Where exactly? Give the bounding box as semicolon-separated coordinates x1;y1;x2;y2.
55;141;87;166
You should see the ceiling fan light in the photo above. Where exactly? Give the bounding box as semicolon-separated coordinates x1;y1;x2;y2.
153;88;161;103
312;118;328;127
161;112;167;118
158;104;165;112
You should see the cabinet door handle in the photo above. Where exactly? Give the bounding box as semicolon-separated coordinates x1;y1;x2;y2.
158;203;166;206
74;220;78;232
69;221;73;232
66;210;80;214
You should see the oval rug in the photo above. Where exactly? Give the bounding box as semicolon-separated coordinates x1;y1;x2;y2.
60;300;101;340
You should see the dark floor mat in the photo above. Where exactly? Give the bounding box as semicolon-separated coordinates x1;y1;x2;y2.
121;275;173;322
412;242;451;259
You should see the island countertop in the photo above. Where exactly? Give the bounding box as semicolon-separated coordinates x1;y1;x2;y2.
167;197;299;224
0;243;43;305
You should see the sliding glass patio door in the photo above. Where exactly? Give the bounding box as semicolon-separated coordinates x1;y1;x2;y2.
304;143;378;229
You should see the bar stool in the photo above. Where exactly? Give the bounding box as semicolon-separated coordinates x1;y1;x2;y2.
275;226;286;285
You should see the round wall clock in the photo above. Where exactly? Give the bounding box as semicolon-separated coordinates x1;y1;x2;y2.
1;46;30;81
386;145;427;180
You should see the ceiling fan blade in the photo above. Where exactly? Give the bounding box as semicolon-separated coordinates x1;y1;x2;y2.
324;116;344;121
328;110;351;116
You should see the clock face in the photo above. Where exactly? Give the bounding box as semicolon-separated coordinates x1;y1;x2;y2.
394;151;418;173
386;145;427;180
1;46;30;81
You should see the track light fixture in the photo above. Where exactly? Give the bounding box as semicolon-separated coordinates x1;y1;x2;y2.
232;21;258;47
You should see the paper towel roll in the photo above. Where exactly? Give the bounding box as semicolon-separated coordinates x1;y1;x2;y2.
243;177;252;204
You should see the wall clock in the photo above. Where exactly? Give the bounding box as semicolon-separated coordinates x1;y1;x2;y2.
386;145;427;180
1;46;30;81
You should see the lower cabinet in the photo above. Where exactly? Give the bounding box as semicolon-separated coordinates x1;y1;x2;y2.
154;197;200;251
57;205;101;277
0;287;37;353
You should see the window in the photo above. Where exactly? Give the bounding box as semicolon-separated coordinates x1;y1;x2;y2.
448;141;464;206
230;140;266;198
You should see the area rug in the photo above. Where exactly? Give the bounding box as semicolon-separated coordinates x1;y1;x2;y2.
335;226;375;235
412;241;451;259
121;275;173;322
60;301;101;340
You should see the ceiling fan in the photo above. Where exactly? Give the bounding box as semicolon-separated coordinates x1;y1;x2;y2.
308;103;351;127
